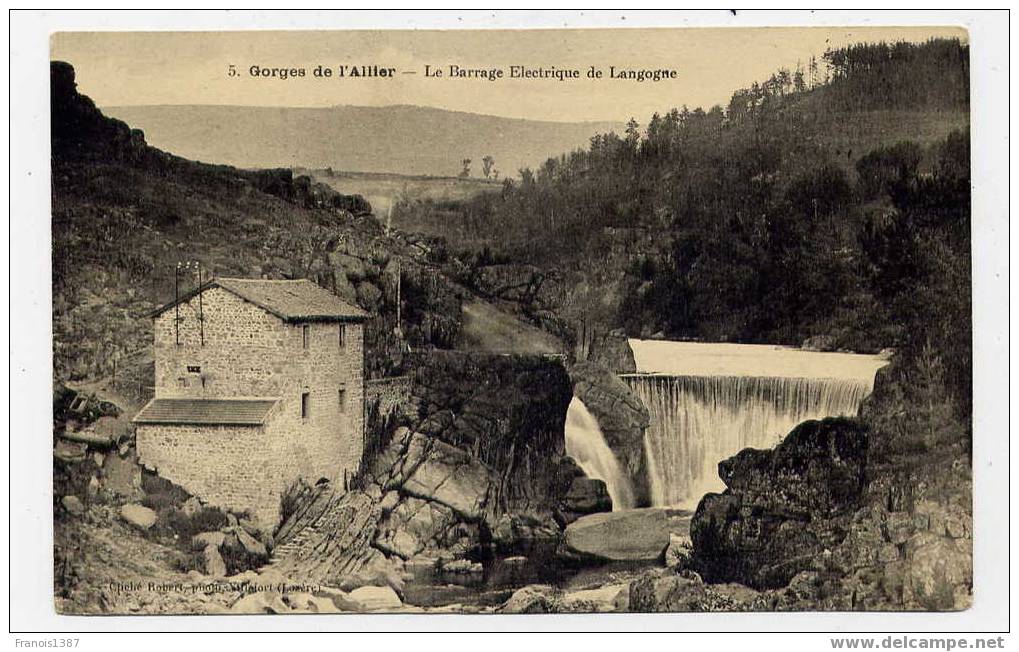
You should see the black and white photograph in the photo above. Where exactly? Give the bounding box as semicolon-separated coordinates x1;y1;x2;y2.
6;8;1012;640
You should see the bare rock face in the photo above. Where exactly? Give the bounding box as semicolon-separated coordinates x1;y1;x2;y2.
373;495;463;560
405;351;573;512
690;417;868;589
563;508;670;561
395;432;495;521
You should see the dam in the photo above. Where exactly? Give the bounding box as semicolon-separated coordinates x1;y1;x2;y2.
620;340;888;509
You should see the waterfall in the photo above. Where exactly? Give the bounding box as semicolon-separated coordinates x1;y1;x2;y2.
623;340;888;509
564;396;636;511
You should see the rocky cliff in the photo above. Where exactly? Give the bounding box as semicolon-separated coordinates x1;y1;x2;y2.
680;355;972;610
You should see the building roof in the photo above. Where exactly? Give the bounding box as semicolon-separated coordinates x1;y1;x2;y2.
132;398;279;426
151;277;369;323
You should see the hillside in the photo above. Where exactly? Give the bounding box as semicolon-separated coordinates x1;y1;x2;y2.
394;39;970;355
51;61;562;395
102;104;624;177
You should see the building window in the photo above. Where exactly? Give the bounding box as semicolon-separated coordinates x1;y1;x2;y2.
177;377;189;388
302;324;310;350
338;324;346;349
338;388;346;413
187;365;201;373
301;392;310;419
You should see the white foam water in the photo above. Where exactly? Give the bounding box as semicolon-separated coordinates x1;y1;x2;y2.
622;340;887;509
564;396;636;511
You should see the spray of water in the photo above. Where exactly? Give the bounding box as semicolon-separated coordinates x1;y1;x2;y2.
564;396;636;511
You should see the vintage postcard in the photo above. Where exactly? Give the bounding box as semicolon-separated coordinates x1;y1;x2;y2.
41;21;980;620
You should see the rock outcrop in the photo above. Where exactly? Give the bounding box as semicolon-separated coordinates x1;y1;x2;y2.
690;417;868;589
587;329;637;374
404;351;574;514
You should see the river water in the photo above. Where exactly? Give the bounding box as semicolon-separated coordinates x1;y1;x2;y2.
405;340;888;607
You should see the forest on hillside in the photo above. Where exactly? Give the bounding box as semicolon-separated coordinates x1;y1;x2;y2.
397;38;971;426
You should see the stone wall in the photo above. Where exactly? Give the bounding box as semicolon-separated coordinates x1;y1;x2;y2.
136;419;283;526
144;286;366;527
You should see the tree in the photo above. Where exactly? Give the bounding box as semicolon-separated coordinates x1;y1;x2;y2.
624;118;641;150
481;155;495;179
459;158;472;178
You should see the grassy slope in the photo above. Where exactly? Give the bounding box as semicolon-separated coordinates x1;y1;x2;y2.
459;300;562;355
298;169;503;217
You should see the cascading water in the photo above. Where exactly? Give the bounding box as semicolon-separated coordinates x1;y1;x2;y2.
564;396;636;511
623;340;888;509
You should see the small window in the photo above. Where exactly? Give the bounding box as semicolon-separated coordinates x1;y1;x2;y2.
302;324;310;350
301;392;310;419
187;365;201;373
338;388;346;413
338;324;346;349
177;377;189;388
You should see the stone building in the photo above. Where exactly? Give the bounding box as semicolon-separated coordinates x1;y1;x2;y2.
133;277;368;527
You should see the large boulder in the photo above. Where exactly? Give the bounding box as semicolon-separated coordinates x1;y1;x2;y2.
101;447;143;499
499;585;560;614
119;503;157;530
569;361;651;505
348;585;403;612
628;572;707;612
559;583;630;613
202;545;227;577
61;495;85;516
563;508;670;561
192;531;226;551
690;417;868;589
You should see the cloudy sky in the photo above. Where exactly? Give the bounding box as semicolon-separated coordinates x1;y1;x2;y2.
52;27;965;123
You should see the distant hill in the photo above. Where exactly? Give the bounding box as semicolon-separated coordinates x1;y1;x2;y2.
50;61;562;391
102;104;624;177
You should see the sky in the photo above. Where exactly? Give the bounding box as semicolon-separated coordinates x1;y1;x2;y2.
51;27;966;123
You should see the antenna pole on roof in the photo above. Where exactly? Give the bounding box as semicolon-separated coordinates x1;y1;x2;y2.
197;261;205;347
174;262;181;346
